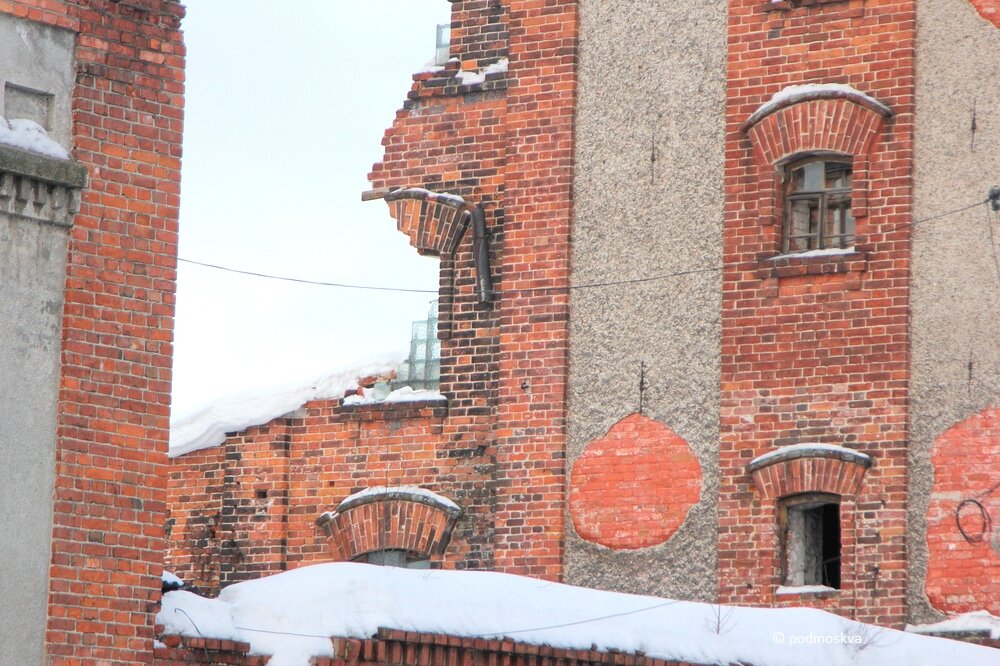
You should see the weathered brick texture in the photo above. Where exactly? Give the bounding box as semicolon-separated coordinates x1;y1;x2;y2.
569;413;702;550
0;0;185;663
720;0;915;626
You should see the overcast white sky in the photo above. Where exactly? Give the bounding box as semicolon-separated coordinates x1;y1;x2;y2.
171;1;451;414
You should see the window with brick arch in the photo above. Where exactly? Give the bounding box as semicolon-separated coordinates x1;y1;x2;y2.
783;157;854;253
779;493;841;589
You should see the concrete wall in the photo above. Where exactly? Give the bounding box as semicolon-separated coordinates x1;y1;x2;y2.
0;196;71;663
0;16;74;663
0;13;75;148
909;0;1000;623
565;0;727;599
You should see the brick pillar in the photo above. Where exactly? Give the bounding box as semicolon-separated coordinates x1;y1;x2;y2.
492;0;578;580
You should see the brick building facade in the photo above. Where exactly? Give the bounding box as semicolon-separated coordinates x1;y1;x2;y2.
164;0;1000;647
0;0;185;663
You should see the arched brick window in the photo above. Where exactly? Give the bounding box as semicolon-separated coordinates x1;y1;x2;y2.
742;84;893;256
748;444;871;593
315;486;461;566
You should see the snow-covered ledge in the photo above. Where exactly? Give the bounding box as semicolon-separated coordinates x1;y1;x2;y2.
0;143;87;228
748;443;872;499
743;83;894;132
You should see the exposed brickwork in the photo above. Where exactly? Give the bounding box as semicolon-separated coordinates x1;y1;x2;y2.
318;489;460;562
569;413;702;550
749;451;870;499
154;626;270;665
925;406;1000;615
968;0;1000;28
0;0;185;662
720;0;915;626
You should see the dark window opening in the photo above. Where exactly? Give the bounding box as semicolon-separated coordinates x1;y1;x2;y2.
783;158;854;253
356;549;431;570
780;494;841;589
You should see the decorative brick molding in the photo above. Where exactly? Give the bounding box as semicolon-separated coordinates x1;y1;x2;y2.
748;444;872;499
569;414;702;550
742;87;893;164
0;145;86;226
316;486;462;562
312;629;712;666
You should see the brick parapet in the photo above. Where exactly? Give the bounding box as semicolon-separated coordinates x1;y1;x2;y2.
0;0;186;662
719;0;915;625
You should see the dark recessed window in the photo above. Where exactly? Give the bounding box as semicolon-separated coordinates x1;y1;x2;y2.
783;158;854;253
780;493;841;589
357;549;431;570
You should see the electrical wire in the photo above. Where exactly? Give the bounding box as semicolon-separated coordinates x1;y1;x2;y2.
176;198;990;296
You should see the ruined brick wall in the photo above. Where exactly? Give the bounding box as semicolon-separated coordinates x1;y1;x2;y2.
0;0;185;663
719;0;915;626
168;0;578;587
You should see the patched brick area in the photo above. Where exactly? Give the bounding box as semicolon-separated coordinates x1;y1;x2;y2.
569;414;701;550
968;0;1000;28
925;407;1000;615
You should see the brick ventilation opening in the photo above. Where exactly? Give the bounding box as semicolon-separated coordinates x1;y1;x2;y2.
569;413;702;550
316;486;462;563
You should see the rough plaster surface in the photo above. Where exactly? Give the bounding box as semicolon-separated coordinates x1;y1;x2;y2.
909;0;1000;624
0;13;75;148
0;213;69;664
566;0;726;600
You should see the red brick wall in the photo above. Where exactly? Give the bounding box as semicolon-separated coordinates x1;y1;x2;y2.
719;0;915;626
0;0;186;663
168;0;579;587
925;406;1000;615
968;0;1000;27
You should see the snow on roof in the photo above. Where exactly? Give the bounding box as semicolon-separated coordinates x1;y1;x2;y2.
169;354;404;458
907;611;1000;640
455;58;508;86
158;563;1000;666
0;116;69;160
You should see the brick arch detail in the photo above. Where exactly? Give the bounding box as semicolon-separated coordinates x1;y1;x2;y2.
743;94;892;167
316;487;462;562
925;406;1000;615
569;413;702;551
748;445;872;500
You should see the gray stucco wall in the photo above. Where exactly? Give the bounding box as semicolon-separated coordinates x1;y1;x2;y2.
909;0;1000;623
0;13;75;148
0;15;76;664
566;0;727;600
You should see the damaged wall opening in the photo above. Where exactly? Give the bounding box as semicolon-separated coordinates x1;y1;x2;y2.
780;493;841;589
356;549;431;569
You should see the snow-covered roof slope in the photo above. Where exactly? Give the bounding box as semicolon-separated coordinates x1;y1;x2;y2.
169;354;404;458
158;563;1000;666
0;116;69;159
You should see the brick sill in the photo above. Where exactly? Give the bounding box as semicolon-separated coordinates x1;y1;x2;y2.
775;585;840;598
338;399;448;421
754;250;867;280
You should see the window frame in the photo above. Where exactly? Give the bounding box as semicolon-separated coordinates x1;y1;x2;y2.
782;156;855;254
778;492;842;590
